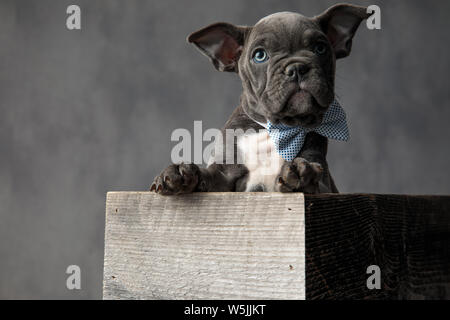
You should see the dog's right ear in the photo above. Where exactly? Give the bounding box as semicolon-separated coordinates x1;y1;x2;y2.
314;4;371;59
187;23;250;72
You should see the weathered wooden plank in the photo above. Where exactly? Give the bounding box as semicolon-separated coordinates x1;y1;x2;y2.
305;194;450;299
103;192;305;300
104;192;450;300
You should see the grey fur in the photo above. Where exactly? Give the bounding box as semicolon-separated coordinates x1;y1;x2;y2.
151;3;371;194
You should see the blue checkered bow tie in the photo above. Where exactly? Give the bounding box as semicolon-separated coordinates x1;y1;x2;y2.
265;100;349;161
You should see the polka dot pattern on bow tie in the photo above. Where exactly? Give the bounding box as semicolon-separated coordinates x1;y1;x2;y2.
266;100;349;161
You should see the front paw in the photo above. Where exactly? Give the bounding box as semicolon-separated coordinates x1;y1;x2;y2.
150;163;200;195
275;158;323;194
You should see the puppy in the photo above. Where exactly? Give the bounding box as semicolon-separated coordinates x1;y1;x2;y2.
151;4;371;195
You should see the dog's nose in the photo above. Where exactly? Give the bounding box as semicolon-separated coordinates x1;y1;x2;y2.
284;63;310;82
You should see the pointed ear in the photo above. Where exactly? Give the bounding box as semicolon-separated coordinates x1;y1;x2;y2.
187;22;250;72
315;4;371;59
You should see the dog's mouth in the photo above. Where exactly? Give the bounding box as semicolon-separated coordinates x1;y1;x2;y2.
279;113;323;128
269;90;327;128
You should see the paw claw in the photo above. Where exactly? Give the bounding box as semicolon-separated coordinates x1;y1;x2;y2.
151;163;200;195
276;158;322;194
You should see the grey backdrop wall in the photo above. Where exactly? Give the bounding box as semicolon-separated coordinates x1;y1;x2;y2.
0;0;449;299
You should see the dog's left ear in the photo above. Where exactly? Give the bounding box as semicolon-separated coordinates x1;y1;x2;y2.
315;4;372;59
187;23;250;72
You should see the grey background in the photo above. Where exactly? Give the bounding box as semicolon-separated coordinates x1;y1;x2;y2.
0;0;449;299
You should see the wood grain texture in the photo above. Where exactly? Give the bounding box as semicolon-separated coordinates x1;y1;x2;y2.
305;194;450;300
103;192;305;300
104;192;450;300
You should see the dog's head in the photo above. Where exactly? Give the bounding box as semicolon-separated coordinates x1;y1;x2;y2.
188;4;370;127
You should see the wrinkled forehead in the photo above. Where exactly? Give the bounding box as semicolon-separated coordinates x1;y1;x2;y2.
248;12;321;47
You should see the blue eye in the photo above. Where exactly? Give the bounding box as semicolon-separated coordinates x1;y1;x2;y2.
252;48;269;63
314;43;327;55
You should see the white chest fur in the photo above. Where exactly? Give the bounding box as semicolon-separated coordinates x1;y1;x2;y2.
237;130;285;192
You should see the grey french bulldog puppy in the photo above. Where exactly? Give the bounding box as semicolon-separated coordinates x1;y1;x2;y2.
150;3;371;195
